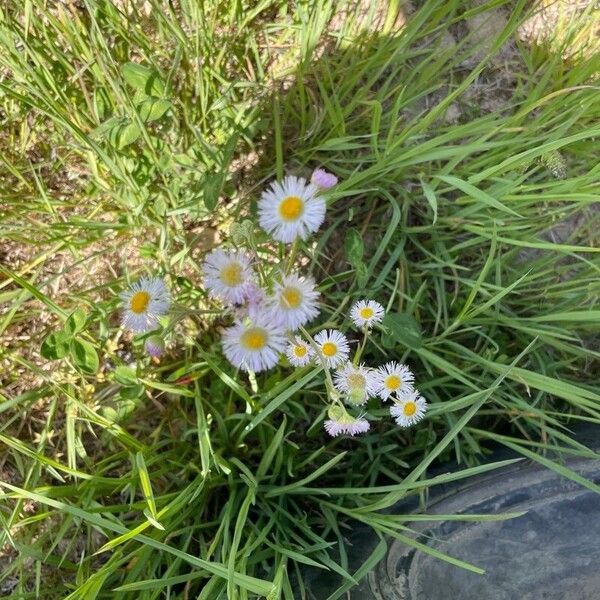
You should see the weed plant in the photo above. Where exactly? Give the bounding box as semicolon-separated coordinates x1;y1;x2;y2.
0;1;599;598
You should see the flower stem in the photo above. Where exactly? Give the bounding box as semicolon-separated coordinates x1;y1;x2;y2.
285;238;299;275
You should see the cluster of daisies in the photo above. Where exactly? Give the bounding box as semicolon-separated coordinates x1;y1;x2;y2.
119;168;427;437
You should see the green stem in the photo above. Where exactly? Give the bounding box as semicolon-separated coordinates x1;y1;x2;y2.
298;324;341;404
353;328;369;365
285;238;299;275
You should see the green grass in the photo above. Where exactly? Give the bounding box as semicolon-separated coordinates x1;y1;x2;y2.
1;0;599;598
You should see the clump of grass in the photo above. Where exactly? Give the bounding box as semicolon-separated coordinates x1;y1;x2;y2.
0;1;599;598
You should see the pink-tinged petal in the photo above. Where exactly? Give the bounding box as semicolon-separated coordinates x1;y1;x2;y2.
311;168;338;189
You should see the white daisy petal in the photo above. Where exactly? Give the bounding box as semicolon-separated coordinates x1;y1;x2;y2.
314;329;350;368
120;277;170;334
350;299;385;329
258;175;326;243
222;315;286;373
333;362;378;405
202;249;255;305
285;336;314;367
267;272;320;331
390;391;427;427
374;361;415;401
324;405;369;437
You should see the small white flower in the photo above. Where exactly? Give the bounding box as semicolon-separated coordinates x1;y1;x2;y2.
334;362;378;405
311;168;338;189
268;272;320;331
120;277;170;334
222;316;286;373
314;329;350;368
324;405;369;437
350;299;384;329
390;391;427;427
285;336;313;367
203;249;255;305
374;361;415;401
258;175;326;243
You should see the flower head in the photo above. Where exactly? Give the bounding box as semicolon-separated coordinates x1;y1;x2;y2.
334;362;378;405
120;277;170;334
258;175;326;243
324;405;369;437
285;336;313;367
390;391;427;427
350;299;384;329
374;361;415;401
311;168;338;189
314;329;350;368
144;335;165;358
222;315;286;373
203;249;255;305
232;282;266;321
268;272;320;331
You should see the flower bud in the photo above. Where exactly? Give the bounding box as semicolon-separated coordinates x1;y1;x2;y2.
144;335;165;358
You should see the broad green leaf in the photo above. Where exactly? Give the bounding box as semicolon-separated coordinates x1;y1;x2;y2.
41;331;71;360
121;62;165;96
119;385;144;401
108;120;141;150
138;98;171;122
114;365;138;386
70;339;99;374
64;308;86;336
382;312;423;349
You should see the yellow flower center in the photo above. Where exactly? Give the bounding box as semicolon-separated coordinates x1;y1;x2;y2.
281;286;302;309
385;375;402;391
403;401;417;417
293;345;307;358
321;342;337;357
130;291;151;314
220;262;243;287
347;373;366;388
359;307;374;319
240;328;267;351
278;196;304;221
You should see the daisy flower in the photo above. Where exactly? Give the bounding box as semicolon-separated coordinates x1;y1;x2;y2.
314;329;350;368
120;277;170;334
268;272;320;331
350;299;385;329
232;282;266;321
285;336;313;367
258;175;326;243
390;391;427;427
311;168;338;189
324;405;369;437
334;362;378;405
222;316;286;373
202;249;255;305
374;361;415;401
